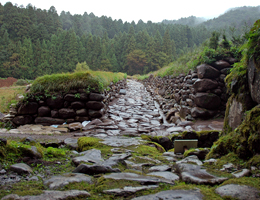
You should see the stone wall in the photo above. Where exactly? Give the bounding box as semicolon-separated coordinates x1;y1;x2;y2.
3;79;126;127
143;58;237;122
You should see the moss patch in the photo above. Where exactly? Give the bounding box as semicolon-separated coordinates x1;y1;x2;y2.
220;177;260;190
0;180;45;199
207;105;260;160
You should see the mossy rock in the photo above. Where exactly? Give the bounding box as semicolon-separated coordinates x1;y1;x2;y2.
77;137;101;152
207;105;260;160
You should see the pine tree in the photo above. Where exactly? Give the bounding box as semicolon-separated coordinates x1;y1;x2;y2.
162;28;173;63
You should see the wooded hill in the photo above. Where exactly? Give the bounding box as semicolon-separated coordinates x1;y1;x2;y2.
0;2;258;78
162;6;260;32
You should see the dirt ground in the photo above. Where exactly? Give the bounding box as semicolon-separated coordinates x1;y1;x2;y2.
0;77;17;88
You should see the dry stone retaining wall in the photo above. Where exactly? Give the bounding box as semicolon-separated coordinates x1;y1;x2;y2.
143;58;237;122
4;79;126;127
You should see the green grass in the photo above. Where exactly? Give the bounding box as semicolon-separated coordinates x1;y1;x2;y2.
30;70;126;94
0;86;26;113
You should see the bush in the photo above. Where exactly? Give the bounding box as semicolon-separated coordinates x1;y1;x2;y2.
14;79;29;86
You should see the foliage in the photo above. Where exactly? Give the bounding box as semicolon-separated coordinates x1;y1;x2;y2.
0;121;14;130
14;79;30;86
247;19;260;69
74;61;90;72
207;105;260;160
45;147;67;158
209;31;220;49
1;2;249;78
0;86;25;113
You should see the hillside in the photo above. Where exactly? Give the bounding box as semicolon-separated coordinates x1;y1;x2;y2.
0;3;258;79
162;6;260;35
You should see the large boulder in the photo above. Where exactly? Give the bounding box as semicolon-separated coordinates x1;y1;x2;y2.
89;93;105;101
194;93;221;110
71;101;85;109
17;102;38;115
46;95;64;109
212;60;231;70
38;106;51;117
197;64;220;79
59;108;76;119
227;98;244;130
193;79;218;92
86;101;104;110
35;117;65;125
13;115;33;125
248;59;260;104
191;107;217;118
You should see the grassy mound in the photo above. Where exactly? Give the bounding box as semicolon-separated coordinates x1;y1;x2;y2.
30;70;126;94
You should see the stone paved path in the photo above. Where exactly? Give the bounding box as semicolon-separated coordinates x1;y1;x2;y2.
0;79;223;139
1;80;259;200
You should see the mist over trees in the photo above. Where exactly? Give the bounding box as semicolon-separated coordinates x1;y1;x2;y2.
0;2;258;78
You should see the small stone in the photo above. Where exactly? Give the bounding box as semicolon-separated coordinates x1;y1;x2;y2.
44;173;93;189
119;89;126;95
10;163;33;175
148;165;171;172
232;169;251;178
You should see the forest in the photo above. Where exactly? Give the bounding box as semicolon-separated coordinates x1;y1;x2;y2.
0;2;259;78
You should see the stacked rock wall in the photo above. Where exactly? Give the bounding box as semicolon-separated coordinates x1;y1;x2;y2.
143;58;237;122
5;80;126;126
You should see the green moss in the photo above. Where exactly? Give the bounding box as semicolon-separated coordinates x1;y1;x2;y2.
207;105;260;160
45;147;67;158
30;70;126;95
134;144;163;156
144;142;166;153
0;180;45;199
168;148;175;152
223;94;235;134
247;154;260;168
197;130;220;137
77;137;113;159
183;148;208;158
220;177;260;190
77;137;101;152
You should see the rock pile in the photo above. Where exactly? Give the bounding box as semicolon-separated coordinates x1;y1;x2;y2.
143;58;237;122
2;80;126;126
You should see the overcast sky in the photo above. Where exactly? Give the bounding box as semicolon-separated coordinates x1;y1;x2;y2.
1;0;260;23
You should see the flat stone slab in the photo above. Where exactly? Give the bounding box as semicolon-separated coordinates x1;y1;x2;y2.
215;184;260;200
44;173;93;189
72;149;104;166
103;185;158;196
148;165;171;172
101;136;140;147
103;172;174;185
73;164;120;175
10;163;33;175
232;169;251;178
64;138;78;149
175;163;228;185
2;190;90;200
166;127;185;133
176;155;203;166
131;189;204;200
147;172;179;182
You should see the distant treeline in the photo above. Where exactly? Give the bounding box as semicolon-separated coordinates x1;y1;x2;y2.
0;2;257;78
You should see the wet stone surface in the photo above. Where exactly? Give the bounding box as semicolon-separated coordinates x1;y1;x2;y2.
2;79;251;200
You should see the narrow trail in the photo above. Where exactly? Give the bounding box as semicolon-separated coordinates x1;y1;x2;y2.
0;79;223;141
